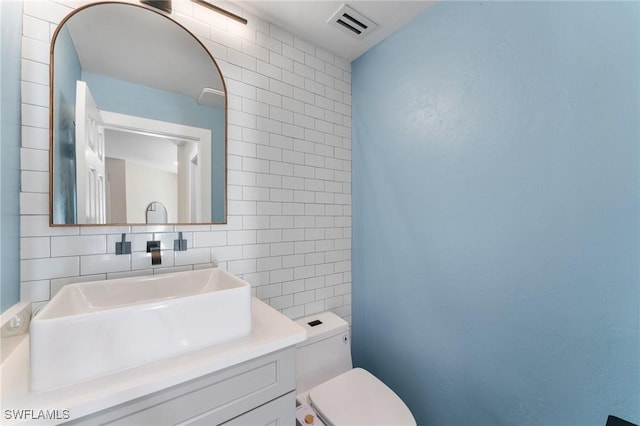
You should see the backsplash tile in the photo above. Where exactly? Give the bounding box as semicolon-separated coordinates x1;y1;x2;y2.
21;257;79;281
81;254;131;275
20;279;50;303
174;248;211;267
19;0;352;324
20;237;51;259
21;58;48;85
51;235;106;257
21;126;48;150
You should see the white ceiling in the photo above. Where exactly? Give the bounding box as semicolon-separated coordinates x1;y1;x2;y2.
105;129;180;174
237;1;434;61
61;1;432;102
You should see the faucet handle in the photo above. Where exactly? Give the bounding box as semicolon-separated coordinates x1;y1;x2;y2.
174;232;187;252
116;233;131;255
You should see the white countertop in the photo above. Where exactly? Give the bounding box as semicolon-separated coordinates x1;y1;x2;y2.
0;298;306;425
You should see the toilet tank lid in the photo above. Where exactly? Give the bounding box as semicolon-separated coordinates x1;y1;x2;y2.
295;311;349;347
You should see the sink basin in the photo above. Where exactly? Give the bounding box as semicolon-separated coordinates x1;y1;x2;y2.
30;268;251;392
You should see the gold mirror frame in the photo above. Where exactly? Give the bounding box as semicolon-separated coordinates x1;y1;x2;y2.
49;1;228;226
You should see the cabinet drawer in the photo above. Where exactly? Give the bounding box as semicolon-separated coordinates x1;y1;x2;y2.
66;347;296;426
191;392;295;426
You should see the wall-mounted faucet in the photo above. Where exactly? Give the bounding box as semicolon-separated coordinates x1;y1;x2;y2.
174;232;187;252
147;240;161;265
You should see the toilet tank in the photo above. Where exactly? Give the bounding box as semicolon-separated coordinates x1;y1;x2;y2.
295;312;352;394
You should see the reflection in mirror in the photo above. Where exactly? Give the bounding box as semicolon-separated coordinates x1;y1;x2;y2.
146;202;168;224
50;2;226;225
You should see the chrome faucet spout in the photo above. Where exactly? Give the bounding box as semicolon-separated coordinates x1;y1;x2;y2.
146;240;161;265
150;248;161;265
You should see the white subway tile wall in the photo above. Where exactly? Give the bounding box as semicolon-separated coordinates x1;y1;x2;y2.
19;0;352;323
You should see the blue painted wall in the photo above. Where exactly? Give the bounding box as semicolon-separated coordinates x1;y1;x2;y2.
0;0;22;313
82;72;226;222
352;2;639;425
52;26;82;224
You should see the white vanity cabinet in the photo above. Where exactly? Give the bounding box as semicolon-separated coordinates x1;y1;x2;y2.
65;347;296;426
1;299;306;426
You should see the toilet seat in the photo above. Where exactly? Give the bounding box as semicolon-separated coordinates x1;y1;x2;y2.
309;368;416;426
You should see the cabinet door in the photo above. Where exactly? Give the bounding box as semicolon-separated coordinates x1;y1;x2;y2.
215;392;295;426
65;348;296;426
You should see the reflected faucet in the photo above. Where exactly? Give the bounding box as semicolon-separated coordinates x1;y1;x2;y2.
145;202;168;224
146;240;161;265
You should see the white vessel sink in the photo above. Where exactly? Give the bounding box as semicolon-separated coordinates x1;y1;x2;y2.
30;268;251;392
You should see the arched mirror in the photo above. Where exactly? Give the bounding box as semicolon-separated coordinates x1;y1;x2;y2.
50;2;226;225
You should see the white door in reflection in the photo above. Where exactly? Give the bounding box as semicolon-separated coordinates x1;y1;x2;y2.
75;81;106;224
190;154;198;222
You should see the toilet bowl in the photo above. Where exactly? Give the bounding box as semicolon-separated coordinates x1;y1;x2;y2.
295;312;416;426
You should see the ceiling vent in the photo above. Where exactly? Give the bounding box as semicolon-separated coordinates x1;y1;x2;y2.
327;4;377;40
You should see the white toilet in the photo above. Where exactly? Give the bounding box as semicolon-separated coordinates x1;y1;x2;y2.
295;312;416;426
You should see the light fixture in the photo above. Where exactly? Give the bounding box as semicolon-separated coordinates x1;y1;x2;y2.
191;0;247;25
198;87;225;106
140;0;172;14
